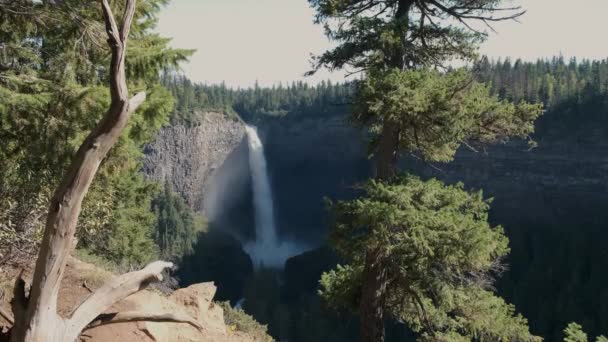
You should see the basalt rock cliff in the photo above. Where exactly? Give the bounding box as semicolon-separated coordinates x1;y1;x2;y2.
143;112;247;214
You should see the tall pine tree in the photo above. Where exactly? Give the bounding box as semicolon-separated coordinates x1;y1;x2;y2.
308;1;543;340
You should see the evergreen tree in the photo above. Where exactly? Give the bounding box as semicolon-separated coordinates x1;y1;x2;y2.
308;1;544;341
160;75;354;124
563;322;608;342
565;323;589;342
473;57;608;108
353;69;541;165
152;182;206;260
321;175;540;342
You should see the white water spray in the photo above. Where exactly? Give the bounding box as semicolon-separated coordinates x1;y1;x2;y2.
244;125;302;269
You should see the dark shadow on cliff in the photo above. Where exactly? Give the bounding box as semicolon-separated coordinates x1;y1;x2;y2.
177;229;253;302
202;136;256;241
177;135;256;302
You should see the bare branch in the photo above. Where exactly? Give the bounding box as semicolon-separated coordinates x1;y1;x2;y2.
0;304;14;326
461;140;480;153
82;281;93;294
100;0;120;47
67;261;173;333
408;153;445;173
128;91;147;113
83;310;204;332
426;0;525;31
119;0;137;42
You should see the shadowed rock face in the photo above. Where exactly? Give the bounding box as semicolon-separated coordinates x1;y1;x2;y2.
177;230;254;302
258;115;372;245
142;106;608;261
144;109;608;242
255;109;608;240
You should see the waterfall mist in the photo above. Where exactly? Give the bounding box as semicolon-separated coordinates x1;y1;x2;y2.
244;125;304;269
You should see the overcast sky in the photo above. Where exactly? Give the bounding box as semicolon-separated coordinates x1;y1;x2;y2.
157;0;608;88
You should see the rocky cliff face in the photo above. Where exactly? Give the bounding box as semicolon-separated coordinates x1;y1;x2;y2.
142;108;608;245
143;112;247;214
143;113;254;302
405;118;608;227
258;115;371;244
257;111;608;237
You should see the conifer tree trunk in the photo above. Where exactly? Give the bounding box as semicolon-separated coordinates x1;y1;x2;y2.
359;248;389;342
359;1;414;340
6;1;201;341
374;123;400;180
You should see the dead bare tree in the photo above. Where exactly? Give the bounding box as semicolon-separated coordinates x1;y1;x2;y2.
4;1;202;341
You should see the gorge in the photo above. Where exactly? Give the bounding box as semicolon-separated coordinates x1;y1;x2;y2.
145;93;608;341
143;66;608;341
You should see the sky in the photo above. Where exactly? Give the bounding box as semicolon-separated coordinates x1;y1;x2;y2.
157;0;608;88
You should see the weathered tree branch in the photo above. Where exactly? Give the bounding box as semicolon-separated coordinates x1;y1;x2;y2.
84;310;204;332
129;91;147;112
8;1;146;341
7;1;201;341
67;261;173;334
0;305;14;326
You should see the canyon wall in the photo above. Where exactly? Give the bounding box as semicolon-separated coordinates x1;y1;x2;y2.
143;112;247;214
142;109;608;251
258;111;608;240
141;102;608;340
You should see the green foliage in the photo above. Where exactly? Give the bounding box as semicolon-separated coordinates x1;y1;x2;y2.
319;264;363;311
73;248;122;274
79;160;160;266
307;0;517;73
565;323;589;342
355;68;543;162
161;75;353;124
475;56;608;107
218;301;273;342
562;323;608;342
0;0;191;263
104;175;159;266
152;182;207;260
321;175;540;341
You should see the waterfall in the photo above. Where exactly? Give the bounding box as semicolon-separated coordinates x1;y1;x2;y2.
244;125;300;269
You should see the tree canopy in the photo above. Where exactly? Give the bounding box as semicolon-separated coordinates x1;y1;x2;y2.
354;68;542;163
320;175;540;341
308;0;524;73
153;182;207;260
563;323;608;342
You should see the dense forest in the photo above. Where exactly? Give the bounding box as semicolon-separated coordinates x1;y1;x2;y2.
476;56;608;106
162;55;608;126
161;74;354;123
